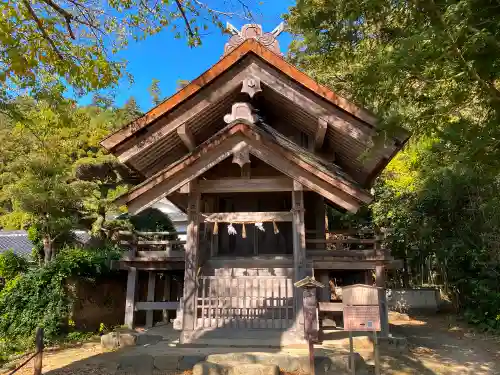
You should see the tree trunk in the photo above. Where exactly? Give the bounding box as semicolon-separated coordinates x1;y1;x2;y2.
43;236;55;264
402;256;410;288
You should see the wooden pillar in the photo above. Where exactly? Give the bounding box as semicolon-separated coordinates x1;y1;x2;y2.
124;267;138;328
146;271;156;328
319;271;330;302
292;181;307;331
315;195;326;250
375;264;389;337
375;264;385;287
182;180;201;336
163;274;171;323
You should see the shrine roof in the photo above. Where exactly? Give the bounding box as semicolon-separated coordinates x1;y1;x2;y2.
116;119;373;214
101;38;384;152
101;28;410;190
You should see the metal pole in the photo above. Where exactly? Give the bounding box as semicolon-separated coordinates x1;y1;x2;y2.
349;330;355;375
308;339;315;375
373;330;380;375
34;327;44;375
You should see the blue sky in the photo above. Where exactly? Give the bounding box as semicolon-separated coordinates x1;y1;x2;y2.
81;1;296;111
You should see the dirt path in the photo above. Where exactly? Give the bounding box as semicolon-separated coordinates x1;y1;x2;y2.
2;314;500;375
385;313;500;374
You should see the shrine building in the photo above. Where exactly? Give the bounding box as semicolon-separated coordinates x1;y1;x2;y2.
100;23;410;345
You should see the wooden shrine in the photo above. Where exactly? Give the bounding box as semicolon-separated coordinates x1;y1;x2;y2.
100;23;409;345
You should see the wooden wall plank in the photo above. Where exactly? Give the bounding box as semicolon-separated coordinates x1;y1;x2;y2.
163;274;171;322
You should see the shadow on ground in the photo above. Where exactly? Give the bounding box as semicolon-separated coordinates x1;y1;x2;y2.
4;313;500;375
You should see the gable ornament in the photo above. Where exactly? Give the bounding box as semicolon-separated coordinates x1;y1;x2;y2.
224;102;258;124
241;77;262;98
231;141;250;168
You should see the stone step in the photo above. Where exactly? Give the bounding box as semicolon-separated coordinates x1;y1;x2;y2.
193;362;279;375
115;351;369;375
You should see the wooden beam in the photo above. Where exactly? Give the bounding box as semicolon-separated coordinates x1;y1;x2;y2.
146;271;156;327
177;124;196;151
201;211;293;223
136;301;179;311
244;138;364;212
314;118;328;151
113;69;249;163
120;123;370;214
182;180;200;333
125;134;245;214
112;260;185;270
197;177;293;193
124;267;137;328
123;251;185;260
248;61;378;148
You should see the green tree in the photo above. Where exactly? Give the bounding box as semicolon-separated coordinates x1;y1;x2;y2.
4;154;83;263
286;0;500;328
148;78;163;106
0;1;257;120
0;97;141;260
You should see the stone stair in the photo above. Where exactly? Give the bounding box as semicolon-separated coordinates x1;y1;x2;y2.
114;350;368;375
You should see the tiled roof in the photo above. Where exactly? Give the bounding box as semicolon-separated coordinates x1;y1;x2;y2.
0;230;92;257
0;231;35;257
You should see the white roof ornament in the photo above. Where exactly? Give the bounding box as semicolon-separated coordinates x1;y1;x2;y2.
226;22;241;36
223;23;284;56
271;22;285;38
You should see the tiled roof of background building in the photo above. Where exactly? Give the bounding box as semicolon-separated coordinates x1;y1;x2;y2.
0;230;92;257
0;231;35;257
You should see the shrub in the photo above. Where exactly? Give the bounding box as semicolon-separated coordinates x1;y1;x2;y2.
0;245;121;347
0;250;28;282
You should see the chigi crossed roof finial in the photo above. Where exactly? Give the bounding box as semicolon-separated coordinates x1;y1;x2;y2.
223;22;285;56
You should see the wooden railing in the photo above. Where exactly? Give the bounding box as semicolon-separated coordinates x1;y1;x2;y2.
119;231;187;259
8;328;43;375
118;229;388;260
305;229;385;256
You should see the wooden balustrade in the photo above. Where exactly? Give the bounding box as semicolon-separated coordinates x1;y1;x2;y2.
305;229;384;253
118;231;187;259
116;229;389;261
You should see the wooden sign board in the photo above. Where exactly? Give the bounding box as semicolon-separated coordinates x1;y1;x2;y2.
342;284;380;306
303;287;319;341
343;305;381;332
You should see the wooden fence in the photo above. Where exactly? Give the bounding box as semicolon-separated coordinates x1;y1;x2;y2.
196;276;295;329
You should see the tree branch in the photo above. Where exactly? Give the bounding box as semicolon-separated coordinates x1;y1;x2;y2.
39;0;76;39
174;0;195;38
22;0;64;59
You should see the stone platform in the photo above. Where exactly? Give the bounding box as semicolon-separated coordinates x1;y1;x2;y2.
113;348;368;375
97;323;405;375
